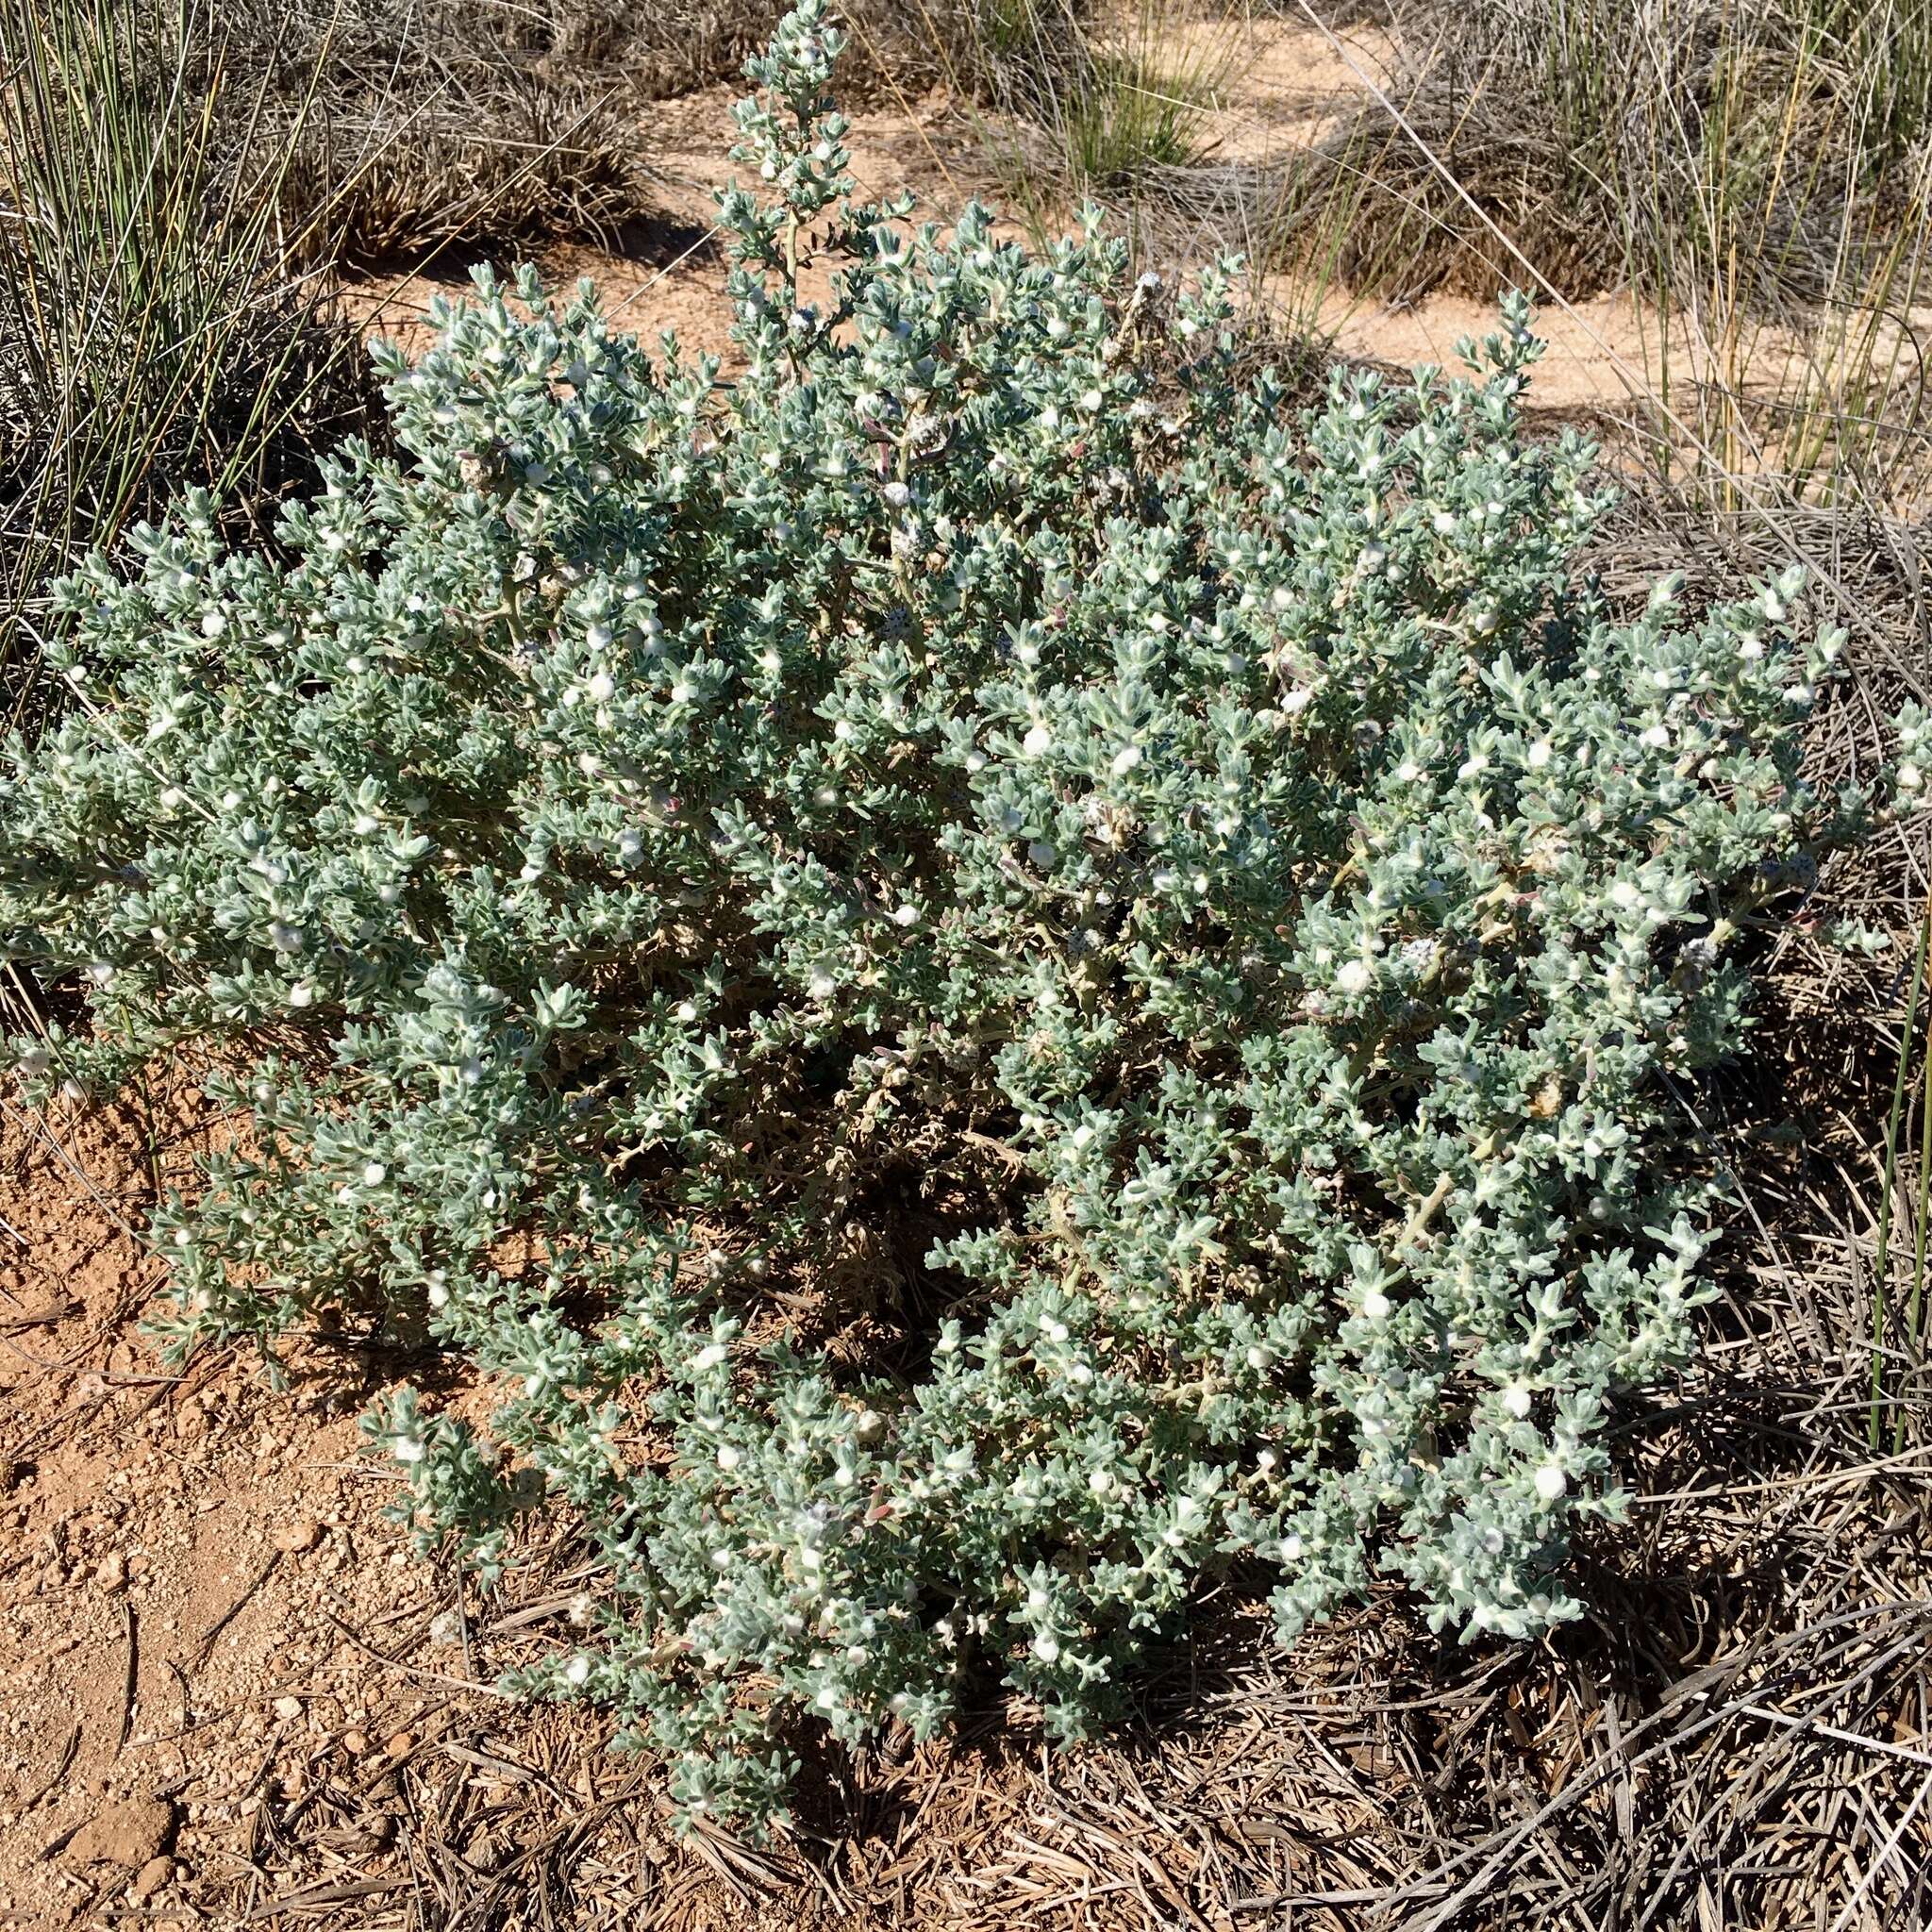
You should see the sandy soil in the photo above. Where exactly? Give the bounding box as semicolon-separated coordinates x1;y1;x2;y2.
0;1087;452;1924
334;10;1828;441
335;79;990;362
0;1083;847;1929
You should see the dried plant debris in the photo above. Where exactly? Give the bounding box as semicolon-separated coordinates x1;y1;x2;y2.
203;0;1091;268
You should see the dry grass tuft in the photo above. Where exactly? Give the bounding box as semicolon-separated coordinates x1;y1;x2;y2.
1313;0;1932;314
201;0;670;271
205;0;1097;272
0;0;383;719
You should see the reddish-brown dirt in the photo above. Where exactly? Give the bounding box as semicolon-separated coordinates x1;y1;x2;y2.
0;1083;856;1928
0;1085;449;1924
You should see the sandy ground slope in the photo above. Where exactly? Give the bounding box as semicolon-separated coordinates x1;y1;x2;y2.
336;10;1837;439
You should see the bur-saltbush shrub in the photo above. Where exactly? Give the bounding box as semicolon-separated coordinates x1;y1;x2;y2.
0;2;1893;1828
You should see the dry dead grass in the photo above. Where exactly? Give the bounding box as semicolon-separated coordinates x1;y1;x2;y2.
206;0;1095;270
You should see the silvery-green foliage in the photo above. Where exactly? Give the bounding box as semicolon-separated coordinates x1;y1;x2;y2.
0;1;1887;1830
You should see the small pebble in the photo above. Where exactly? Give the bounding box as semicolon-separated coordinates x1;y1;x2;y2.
272;1519;320;1554
65;1796;173;1868
131;1856;172;1901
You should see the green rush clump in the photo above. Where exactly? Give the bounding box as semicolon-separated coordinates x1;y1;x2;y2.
0;1;1899;1830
